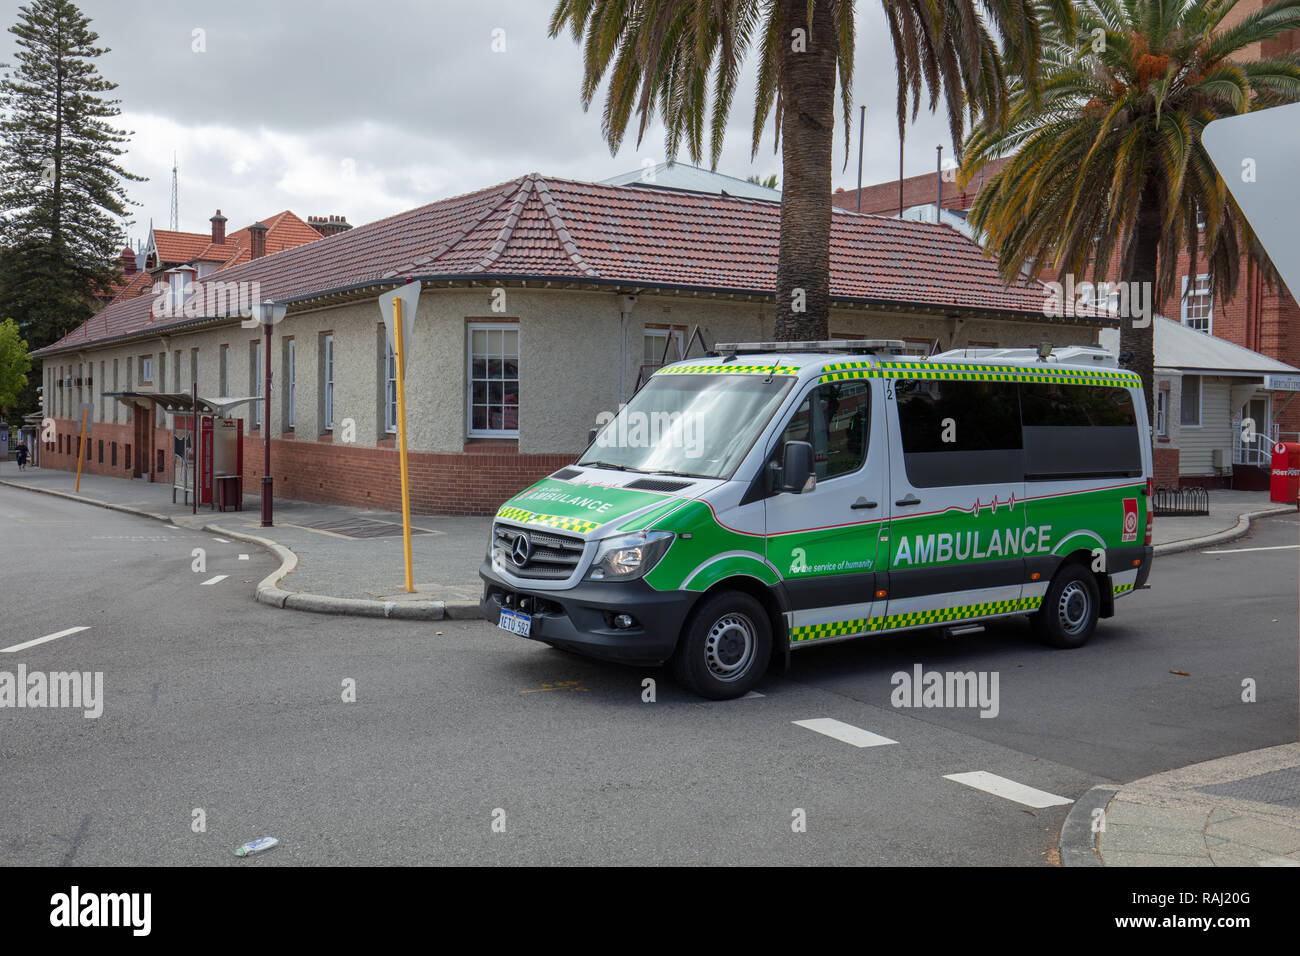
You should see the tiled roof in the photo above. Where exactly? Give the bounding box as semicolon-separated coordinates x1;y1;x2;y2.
37;174;1058;356
151;229;214;265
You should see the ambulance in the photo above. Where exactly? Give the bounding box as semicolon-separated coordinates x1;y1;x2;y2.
480;341;1153;699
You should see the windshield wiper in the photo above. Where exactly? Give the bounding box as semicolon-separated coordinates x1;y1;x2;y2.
649;469;710;479
579;460;643;472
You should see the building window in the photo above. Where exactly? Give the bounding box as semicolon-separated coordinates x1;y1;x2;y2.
174;350;183;391
158;352;166;392
191;348;200;391
1181;274;1213;333
219;345;230;397
250;340;263;427
643;327;685;368
384;338;397;434
112;360;119;424
468;324;519;437
99;361;105;421
1155;389;1168;437
285;338;295;429
140;354;153;385
322;333;334;430
1180;376;1202;427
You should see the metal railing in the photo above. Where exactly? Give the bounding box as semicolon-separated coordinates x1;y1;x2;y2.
1152;486;1210;517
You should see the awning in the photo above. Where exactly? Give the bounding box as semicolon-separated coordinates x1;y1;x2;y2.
102;392;262;418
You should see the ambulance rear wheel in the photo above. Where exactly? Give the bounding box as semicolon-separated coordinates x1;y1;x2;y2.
1032;564;1099;649
672;591;771;700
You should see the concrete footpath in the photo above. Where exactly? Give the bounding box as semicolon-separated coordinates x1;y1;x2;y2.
1;461;1293;621
1062;744;1300;867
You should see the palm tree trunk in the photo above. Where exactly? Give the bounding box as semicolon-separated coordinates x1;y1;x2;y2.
773;0;839;341
1124;180;1160;425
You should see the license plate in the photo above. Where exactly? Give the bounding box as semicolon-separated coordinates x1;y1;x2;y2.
498;608;532;637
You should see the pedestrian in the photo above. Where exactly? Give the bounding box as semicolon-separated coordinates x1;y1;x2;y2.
15;438;29;471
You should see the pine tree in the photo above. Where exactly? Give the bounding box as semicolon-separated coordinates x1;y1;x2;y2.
0;0;143;374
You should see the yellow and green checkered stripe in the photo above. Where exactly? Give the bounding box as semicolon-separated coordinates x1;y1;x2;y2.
656;364;799;376
1112;582;1135;597
790;596;1043;643
819;361;1141;388
495;506;600;535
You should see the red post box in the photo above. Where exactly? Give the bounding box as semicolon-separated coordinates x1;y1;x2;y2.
1269;441;1300;503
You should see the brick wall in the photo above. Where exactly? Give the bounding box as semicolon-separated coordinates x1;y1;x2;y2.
239;434;574;516
38;416;171;482
1153;445;1180;487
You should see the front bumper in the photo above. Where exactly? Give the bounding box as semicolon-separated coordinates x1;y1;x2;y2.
479;561;695;666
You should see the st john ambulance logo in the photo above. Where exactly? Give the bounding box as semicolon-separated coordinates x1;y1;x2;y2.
1122;498;1139;543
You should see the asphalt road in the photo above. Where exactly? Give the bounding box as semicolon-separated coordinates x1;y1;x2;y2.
1;485;1295;866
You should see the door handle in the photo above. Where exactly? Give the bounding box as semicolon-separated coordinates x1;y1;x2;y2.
851;497;878;510
894;494;922;507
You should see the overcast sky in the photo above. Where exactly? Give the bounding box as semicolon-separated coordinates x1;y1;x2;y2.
1;0;959;245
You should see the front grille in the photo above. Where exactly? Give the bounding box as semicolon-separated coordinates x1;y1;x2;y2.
493;523;586;579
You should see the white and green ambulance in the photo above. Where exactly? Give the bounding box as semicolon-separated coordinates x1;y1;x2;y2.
480;341;1153;699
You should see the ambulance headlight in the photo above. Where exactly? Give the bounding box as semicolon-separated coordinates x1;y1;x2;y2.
587;531;674;581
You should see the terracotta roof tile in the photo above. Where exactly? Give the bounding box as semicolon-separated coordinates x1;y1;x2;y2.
37;175;1059;356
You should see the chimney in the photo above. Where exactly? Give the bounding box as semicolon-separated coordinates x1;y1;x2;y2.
307;214;353;238
248;221;268;259
210;208;228;245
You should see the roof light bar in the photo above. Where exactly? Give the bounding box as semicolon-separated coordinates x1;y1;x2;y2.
712;339;906;356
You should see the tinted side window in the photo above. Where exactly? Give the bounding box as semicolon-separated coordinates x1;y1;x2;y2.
896;380;1023;486
1020;383;1141;479
778;381;870;480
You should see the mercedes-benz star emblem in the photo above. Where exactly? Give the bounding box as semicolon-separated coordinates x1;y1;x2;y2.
511;534;531;567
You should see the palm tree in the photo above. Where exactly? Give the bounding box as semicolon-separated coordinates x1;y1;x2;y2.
550;0;1074;340
963;0;1300;417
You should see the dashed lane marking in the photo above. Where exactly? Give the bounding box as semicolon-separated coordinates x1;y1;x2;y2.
200;575;229;586
792;718;897;748
1;626;91;654
211;537;231;543
238;554;249;560
944;771;1072;809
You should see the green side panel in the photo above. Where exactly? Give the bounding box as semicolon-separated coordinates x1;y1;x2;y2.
790;596;1043;643
1024;482;1148;559
684;554;781;592
643;500;770;592
765;521;884;581
887;500;1031;571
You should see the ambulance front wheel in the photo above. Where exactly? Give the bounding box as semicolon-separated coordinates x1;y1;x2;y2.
1031;563;1099;649
672;590;772;700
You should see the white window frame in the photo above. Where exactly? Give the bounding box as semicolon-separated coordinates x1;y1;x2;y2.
384;338;397;434
219;344;230;397
467;322;519;438
174;351;182;391
1155;389;1168;437
643;327;686;367
1181;274;1213;333
286;338;296;429
250;339;263;427
140;354;153;385
323;333;334;431
1180;375;1202;428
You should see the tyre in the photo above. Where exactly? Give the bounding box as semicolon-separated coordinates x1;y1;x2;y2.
672;590;772;700
1031;563;1100;649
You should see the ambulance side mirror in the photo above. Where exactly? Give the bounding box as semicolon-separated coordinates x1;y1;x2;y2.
780;441;815;494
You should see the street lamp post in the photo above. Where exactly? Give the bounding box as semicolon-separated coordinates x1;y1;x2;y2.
249;300;287;526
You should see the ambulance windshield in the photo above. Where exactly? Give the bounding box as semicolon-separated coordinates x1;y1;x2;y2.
579;373;795;479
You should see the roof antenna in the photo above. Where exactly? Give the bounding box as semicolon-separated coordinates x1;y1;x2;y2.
169;152;179;231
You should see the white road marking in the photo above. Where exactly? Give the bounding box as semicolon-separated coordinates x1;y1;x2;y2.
212;537;231;543
166;525;180;529
200;575;229;586
1;626;91;654
793;718;897;748
238;554;249;560
944;771;1072;808
1203;544;1300;554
